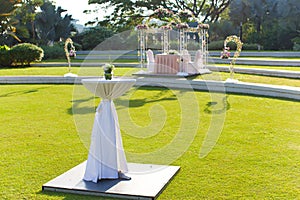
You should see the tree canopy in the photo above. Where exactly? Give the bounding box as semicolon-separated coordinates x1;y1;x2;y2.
0;0;22;44
229;0;300;50
35;1;76;45
89;0;231;31
0;0;76;46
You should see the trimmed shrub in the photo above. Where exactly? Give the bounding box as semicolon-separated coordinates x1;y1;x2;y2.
0;45;13;67
10;43;44;66
41;44;65;60
209;40;259;51
243;43;259;50
208;40;224;50
292;37;300;51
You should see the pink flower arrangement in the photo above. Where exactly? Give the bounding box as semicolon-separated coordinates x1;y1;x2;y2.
220;47;230;59
161;25;172;30
176;23;189;29
177;10;194;22
69;49;76;57
198;23;210;29
153;7;173;20
136;24;148;30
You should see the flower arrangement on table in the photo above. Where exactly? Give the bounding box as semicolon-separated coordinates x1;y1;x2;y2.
102;63;115;80
168;49;179;54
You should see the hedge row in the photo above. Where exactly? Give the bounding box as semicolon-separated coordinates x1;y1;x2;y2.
0;43;44;67
208;40;260;50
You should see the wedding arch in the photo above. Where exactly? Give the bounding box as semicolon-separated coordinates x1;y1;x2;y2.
223;35;243;80
136;8;210;76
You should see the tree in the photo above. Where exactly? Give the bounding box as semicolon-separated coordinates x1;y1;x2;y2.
34;1;76;45
276;0;300;49
172;0;231;22
88;0;231;32
229;0;300;50
0;0;22;44
72;26;114;50
16;0;43;41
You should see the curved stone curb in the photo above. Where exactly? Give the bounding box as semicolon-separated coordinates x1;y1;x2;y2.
208;66;300;79
0;76;299;101
31;62;300;79
210;58;300;66
134;77;300;101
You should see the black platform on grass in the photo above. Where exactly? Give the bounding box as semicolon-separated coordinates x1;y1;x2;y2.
42;161;180;200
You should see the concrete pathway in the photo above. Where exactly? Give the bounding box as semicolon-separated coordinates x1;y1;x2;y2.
208;66;300;79
31;62;300;79
0;75;299;101
210;58;300;66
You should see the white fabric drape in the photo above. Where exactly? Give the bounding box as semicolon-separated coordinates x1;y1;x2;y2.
82;79;136;183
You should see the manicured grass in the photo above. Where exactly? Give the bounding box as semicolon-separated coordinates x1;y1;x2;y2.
39;59;139;63
0;84;299;199
0;67;140;77
0;67;73;76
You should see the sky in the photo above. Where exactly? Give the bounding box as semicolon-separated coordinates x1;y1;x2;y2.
52;0;103;25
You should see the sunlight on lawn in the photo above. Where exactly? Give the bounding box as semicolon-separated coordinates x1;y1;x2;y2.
0;84;299;199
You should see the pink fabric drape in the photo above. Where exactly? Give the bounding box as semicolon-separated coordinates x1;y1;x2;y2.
155;54;180;74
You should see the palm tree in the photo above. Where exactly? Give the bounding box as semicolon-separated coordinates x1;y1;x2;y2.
35;1;75;44
0;0;22;44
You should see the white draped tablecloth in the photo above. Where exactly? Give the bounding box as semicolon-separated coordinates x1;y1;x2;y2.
81;78;136;183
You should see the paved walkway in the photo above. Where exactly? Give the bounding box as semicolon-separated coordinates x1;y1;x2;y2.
208;66;300;79
0;75;299;101
32;56;300;68
210;58;300;66
4;60;300;101
31;62;300;79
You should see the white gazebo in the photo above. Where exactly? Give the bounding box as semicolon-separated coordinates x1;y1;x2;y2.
136;8;211;77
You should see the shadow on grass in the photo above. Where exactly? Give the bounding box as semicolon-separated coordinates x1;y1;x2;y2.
116;86;178;109
204;95;231;114
68;96;96;115
225;91;300;103
0;64;31;69
0;87;49;97
192;86;300;103
68;86;179;115
68;85;299;117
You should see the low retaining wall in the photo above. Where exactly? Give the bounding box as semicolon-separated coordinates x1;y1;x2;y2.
1;76;299;101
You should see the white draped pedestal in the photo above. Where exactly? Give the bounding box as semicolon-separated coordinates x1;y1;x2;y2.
81;78;136;183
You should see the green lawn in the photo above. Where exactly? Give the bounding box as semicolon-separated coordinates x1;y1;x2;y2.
0;66;140;77
0;84;299;199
